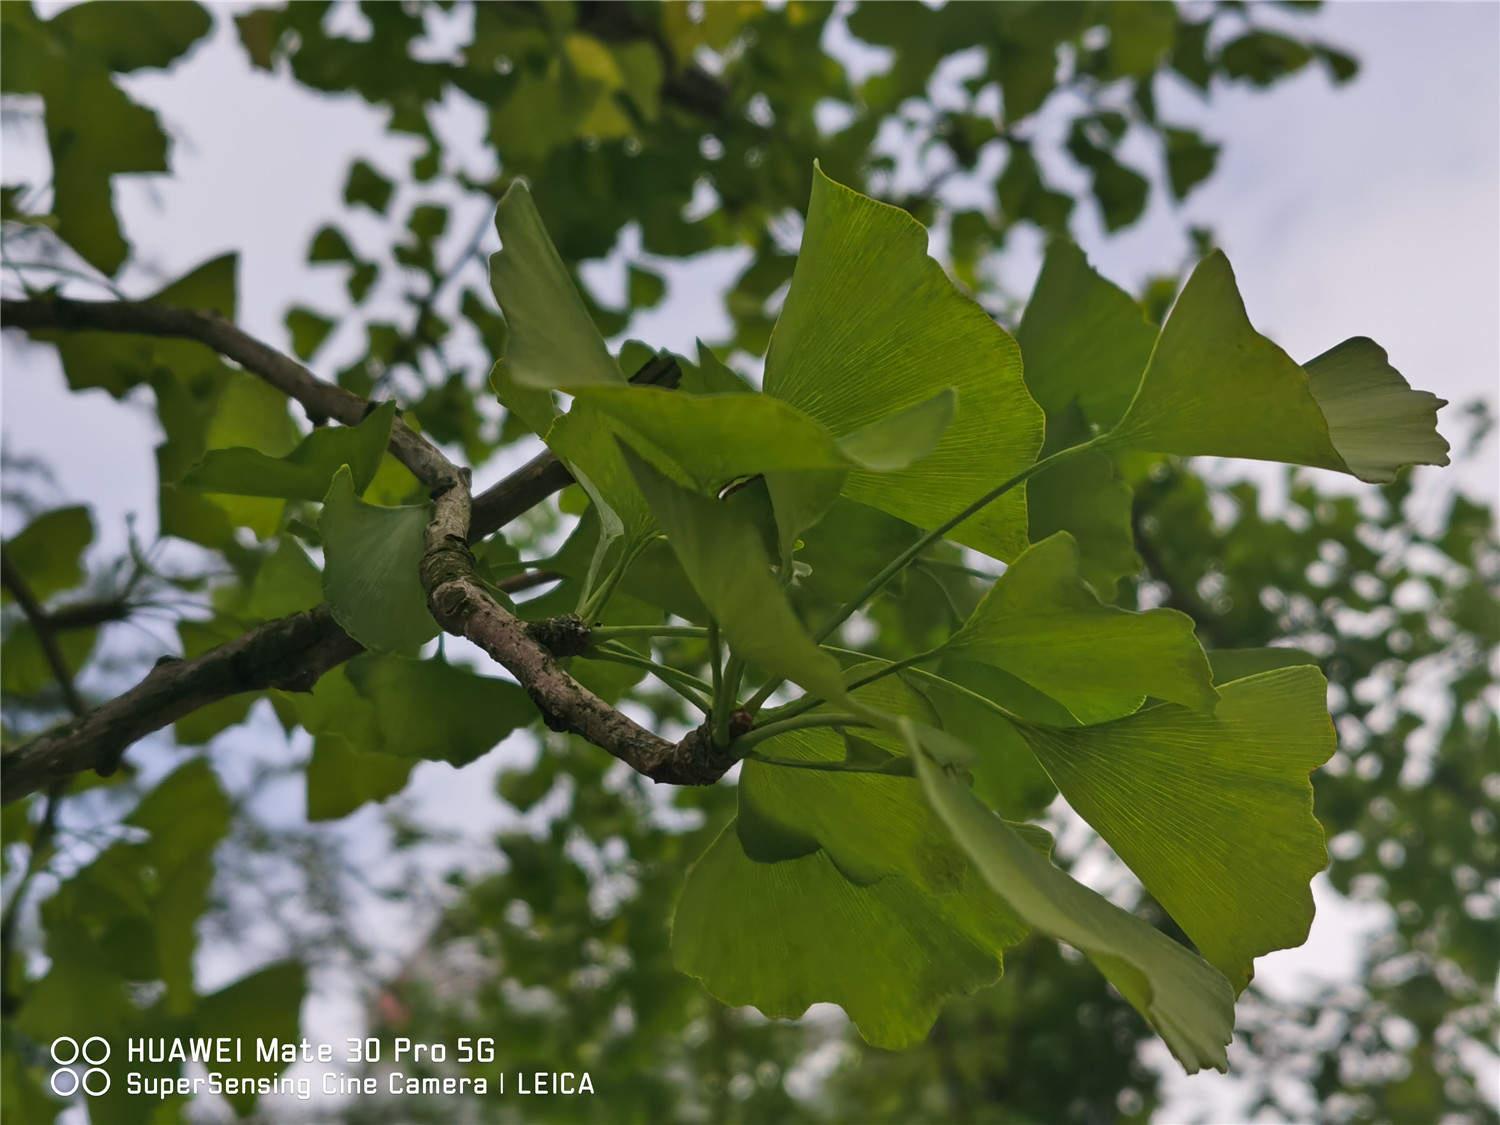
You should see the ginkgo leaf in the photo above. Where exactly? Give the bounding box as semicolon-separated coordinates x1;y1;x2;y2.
306;736;414;822
1014;667;1336;992
1104;252;1448;483
320;465;436;654
945;532;1217;723
1017;239;1155;433
909;723;1236;1074
672;820;1026;1050
623;447;848;704
183;400;396;500
738;674;950;879
1208;646;1318;683
907;662;1062;820
579;385;955;492
764;165;1044;561
1302;337;1450;483
546;402;658;586
490;180;623;389
2;505;93;604
1026;446;1139;600
345;654;537;766
1013;242;1147;597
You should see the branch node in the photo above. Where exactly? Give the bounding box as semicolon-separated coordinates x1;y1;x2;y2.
525;614;592;657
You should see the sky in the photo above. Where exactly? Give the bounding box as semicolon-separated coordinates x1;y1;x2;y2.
3;2;1498;1121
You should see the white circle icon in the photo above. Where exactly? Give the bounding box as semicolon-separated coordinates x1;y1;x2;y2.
48;1068;79;1097
82;1067;111;1095
82;1036;110;1064
49;1037;80;1066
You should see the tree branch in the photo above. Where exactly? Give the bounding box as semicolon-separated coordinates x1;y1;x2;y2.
0;551;89;1011
1;552;86;717
0;301;713;798
419;442;733;787
1;296;452;485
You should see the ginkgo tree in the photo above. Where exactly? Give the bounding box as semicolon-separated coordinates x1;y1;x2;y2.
2;162;1449;1077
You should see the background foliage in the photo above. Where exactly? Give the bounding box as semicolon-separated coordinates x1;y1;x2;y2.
1;2;1494;1122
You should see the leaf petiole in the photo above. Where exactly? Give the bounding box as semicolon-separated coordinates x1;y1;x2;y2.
731;712;870;754
812;437;1103;643
589;641;714;713
588;624;708;642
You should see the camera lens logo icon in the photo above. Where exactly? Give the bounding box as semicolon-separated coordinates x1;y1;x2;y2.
49;1037;111;1096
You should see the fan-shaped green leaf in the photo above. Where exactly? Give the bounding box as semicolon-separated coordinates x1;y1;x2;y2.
1017;240;1154;433
344;655;536;766
182;400;396;500
1014;667;1336;992
945;532;1216;723
910;724;1235;1074
580;385;955;491
623;448;846;703
672;820;1025;1050
1104;253;1448;482
764;165;1043;561
490;181;622;389
2;506;93;604
319;465;436;654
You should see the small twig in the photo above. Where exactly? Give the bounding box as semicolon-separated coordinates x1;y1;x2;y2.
0;549;88;1015
2;551;86;716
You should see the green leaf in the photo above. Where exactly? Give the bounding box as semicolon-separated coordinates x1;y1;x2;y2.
1302;337;1451;483
672;820;1024;1049
578;385;955;490
1026;447;1139;599
2;506;93;603
835;388;958;471
344;654;536;766
764;165;1043;561
908;663;1062;820
51;1;212;72
1104;253;1449;483
1018;240;1155;434
1164;127;1220;199
44;71;168;272
239;538;324;621
320;465;436;653
1207;646;1318;683
285;306;335;360
623;448;847;703
740;673;993;884
1220;31;1314;87
1014;667;1336;992
945;532;1215;723
125;759;231;1012
1104;2;1176;77
345;158;394;213
490;181;623;389
306;736;414;821
193;962;305;1112
183;401;396;501
36;254;237;397
309;225;354;262
909;724;1235;1074
627;263;666;308
0;622;96;696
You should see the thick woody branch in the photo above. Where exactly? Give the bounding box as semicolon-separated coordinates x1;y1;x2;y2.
421;471;733;787
2;607;360;802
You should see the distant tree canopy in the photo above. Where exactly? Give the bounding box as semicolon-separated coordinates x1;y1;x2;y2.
1;4;1493;1125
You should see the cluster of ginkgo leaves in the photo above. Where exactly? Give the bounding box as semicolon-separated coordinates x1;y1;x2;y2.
468;166;1445;1071
5;165;1450;1077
